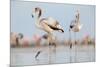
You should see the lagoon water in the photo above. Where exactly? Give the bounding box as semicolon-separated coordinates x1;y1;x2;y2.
10;45;95;66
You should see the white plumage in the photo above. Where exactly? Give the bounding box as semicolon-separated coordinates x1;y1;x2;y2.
31;7;64;60
32;7;64;45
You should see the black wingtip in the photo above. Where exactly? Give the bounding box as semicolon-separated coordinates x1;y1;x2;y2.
61;29;64;33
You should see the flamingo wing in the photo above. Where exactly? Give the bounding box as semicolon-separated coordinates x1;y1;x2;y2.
39;17;64;32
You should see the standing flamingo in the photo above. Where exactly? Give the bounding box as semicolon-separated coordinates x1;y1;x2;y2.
10;32;23;47
69;10;83;62
31;7;64;62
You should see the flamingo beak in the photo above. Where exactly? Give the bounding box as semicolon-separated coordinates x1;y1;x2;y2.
32;8;35;18
32;14;34;18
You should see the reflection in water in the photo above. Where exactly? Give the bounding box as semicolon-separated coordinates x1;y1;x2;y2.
11;45;95;66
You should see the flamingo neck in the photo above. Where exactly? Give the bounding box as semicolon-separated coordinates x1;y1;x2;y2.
34;14;42;29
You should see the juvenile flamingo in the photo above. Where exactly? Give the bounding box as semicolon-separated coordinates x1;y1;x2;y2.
69;10;83;62
31;7;64;61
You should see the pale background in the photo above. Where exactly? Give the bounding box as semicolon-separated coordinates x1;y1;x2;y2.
0;0;99;67
11;1;95;40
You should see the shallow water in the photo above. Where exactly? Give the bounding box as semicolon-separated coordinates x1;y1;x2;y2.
10;45;95;66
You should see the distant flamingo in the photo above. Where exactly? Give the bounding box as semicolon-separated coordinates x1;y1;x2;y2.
33;34;42;47
10;32;23;47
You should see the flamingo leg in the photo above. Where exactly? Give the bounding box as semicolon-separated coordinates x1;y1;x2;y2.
48;33;56;63
74;32;77;62
69;29;72;63
69;29;72;49
48;33;52;63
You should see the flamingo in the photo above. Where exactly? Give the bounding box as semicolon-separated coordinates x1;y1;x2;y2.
16;33;24;46
69;10;82;47
10;32;23;47
10;32;18;47
69;10;83;62
31;7;64;62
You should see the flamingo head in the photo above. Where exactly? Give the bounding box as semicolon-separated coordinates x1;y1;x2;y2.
32;7;42;18
18;33;23;39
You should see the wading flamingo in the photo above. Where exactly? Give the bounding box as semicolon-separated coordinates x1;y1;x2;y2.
69;10;82;47
10;32;23;47
31;7;64;62
69;10;83;62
